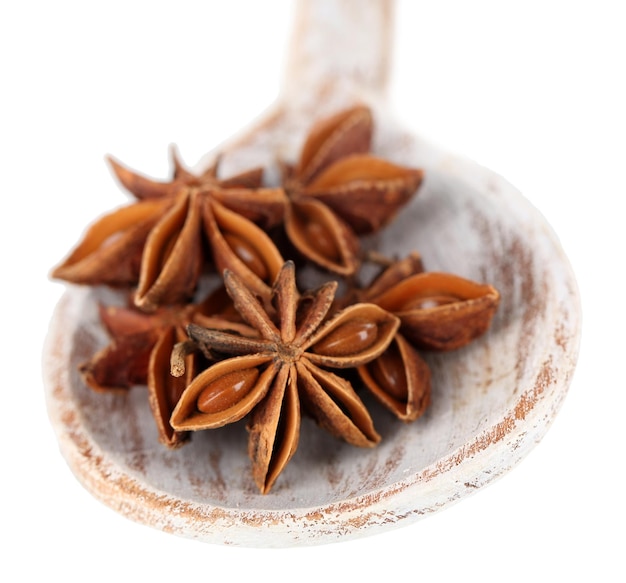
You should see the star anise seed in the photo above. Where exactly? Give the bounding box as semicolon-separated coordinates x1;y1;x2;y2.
358;332;432;422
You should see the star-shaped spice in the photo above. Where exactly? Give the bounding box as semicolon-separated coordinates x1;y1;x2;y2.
282;105;425;275
169;261;400;493
79;289;240;448
364;258;501;351
355;253;500;421
52;147;287;310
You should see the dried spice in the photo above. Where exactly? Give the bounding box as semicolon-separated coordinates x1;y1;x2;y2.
282;105;424;275
80;290;235;448
170;261;399;493
52;103;502;495
358;332;432;422
354;253;499;421
365;268;501;351
52;148;287;310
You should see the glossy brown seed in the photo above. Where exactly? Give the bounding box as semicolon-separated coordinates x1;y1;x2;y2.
170;354;278;431
197;368;260;414
368;341;407;401
312;319;378;357
204;199;284;302
402;294;457;310
223;233;269;281
358;334;432;422
306;303;400;369
303;219;340;261
284;197;359;276
291;203;341;261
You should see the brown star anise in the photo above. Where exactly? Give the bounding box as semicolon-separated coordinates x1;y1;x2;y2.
282;106;425;275
364;261;501;351
52;147;287;310
44;92;516;503
355;253;500;421
79;290;232;448
169;261;400;493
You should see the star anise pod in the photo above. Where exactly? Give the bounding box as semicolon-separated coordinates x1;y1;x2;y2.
79;290;232;448
355;254;500;421
169;261;400;493
364;261;501;351
52;147;287;310
282;106;425;275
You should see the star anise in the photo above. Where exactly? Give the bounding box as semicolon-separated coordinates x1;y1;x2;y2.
169;261;400;493
282;106;425;275
79;289;234;448
355;253;500;421
52;147;287;310
364;261;501;351
46;92;514;502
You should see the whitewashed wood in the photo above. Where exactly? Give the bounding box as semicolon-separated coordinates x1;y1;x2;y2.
42;0;581;547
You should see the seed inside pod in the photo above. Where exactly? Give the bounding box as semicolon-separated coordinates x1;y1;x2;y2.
313;319;378;357
303;220;340;262
197;368;260;414
223;233;269;280
369;343;407;400
402;294;457;310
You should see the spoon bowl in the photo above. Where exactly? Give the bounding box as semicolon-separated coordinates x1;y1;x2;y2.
43;0;581;547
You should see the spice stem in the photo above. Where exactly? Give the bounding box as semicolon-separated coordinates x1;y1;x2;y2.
170;340;197;377
364;249;396;267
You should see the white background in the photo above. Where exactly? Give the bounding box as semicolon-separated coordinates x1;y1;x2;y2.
2;1;624;581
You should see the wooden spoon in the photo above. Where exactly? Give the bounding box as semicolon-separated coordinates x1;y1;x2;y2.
43;0;581;547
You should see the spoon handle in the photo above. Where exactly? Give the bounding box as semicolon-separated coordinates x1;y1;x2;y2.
282;0;394;104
